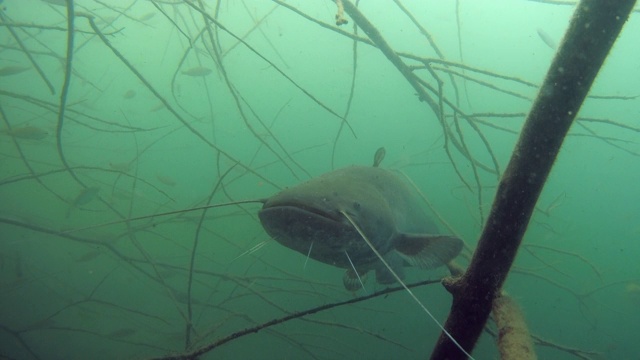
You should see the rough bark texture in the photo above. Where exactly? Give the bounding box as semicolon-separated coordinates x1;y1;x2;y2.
339;0;635;358
430;0;637;359
492;294;536;360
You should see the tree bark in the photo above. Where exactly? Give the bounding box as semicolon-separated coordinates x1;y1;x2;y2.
492;293;536;360
338;0;635;358
430;0;637;359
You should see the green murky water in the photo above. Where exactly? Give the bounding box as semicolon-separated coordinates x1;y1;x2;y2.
1;1;639;359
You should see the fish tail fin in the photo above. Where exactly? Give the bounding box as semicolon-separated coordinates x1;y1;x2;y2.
339;210;476;360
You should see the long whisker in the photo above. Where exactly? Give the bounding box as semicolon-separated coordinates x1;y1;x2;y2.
303;241;313;270
62;198;267;233
344;250;366;293
231;240;269;262
340;210;476;360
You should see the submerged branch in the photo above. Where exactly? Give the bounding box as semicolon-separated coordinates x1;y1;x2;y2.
431;1;637;358
152;279;441;360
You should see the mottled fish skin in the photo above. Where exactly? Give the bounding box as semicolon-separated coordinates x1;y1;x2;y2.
181;66;212;77
258;165;462;288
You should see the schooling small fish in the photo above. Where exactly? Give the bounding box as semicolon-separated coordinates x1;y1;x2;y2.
75;250;102;263
122;89;136;99
536;28;557;50
139;12;156;22
156;174;176;187
150;103;166;112
66;187;100;218
1;126;48;140
0;66;30;77
373;147;386;167
108;161;132;172
181;66;212;77
73;187;100;206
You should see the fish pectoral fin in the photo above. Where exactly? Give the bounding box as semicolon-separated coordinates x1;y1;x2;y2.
375;252;405;285
394;234;463;269
343;268;368;291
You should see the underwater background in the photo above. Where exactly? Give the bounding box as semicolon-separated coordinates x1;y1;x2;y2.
1;0;639;359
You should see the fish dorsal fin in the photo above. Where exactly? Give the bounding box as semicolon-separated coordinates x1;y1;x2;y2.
372;147;386;167
394;234;463;269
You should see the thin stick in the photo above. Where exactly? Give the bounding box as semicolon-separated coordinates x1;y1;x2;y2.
331;12;359;170
432;2;636;357
150;278;441;360
185;162;237;349
76;12;280;190
0;13;55;94
55;0;86;190
184;1;357;138
339;210;476;360
524;244;601;279
62;199;266;233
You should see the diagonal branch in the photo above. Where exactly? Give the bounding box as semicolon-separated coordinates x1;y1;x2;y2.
431;0;637;358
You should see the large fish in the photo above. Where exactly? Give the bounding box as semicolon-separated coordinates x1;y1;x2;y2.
258;152;463;290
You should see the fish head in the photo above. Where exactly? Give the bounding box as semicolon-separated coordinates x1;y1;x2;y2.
258;169;397;269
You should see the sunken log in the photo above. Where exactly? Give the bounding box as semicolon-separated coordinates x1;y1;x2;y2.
339;0;636;358
431;0;637;359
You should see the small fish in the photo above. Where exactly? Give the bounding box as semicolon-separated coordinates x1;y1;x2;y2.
373;147;386;167
181;66;212;77
156;174;176;187
75;250;102;263
150;103;166;112
1;126;48;140
108;161;132;172
0;66;30;76
73;187;100;207
66;187;100;218
536;28;557;50
139;12;156;22
122;89;136;99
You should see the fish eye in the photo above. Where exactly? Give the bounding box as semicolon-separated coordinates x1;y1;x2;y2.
352;202;361;210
